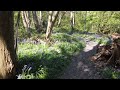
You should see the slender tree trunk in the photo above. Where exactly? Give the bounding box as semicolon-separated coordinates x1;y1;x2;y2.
57;11;66;27
46;11;59;40
84;11;87;33
46;11;53;40
0;11;16;79
39;11;42;25
39;11;43;31
97;11;106;33
32;11;41;33
70;11;75;33
21;11;31;36
14;11;21;55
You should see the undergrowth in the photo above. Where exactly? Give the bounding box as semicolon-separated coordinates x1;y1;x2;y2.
16;33;85;79
16;28;111;79
102;67;120;79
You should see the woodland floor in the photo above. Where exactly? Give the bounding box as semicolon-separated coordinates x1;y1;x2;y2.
59;35;105;79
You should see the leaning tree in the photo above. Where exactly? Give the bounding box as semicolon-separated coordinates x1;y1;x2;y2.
46;11;59;40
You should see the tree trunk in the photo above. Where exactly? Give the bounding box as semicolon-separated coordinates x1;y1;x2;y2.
57;11;66;27
84;11;87;33
21;11;31;36
46;11;53;40
32;11;41;33
14;11;21;55
39;11;43;32
70;11;75;33
46;11;59;40
97;11;106;34
0;11;16;79
39;11;42;26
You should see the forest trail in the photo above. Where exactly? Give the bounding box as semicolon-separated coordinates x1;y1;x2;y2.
59;36;104;79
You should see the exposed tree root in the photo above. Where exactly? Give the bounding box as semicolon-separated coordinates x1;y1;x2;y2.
90;33;120;68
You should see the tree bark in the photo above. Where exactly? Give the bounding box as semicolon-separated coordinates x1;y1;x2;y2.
32;11;41;33
57;11;66;27
84;11;87;33
39;11;43;32
70;11;75;33
39;11;42;26
21;11;31;36
0;11;16;79
14;11;20;54
46;11;59;40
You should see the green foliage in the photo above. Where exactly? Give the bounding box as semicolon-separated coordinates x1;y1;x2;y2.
112;71;120;79
102;67;113;79
14;11;120;39
102;67;120;79
51;33;77;42
95;36;110;45
15;11;120;79
17;33;85;79
53;27;71;33
17;65;35;79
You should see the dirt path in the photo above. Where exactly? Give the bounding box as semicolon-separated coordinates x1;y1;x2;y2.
59;39;103;79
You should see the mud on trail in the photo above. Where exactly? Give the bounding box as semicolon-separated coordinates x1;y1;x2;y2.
59;35;106;79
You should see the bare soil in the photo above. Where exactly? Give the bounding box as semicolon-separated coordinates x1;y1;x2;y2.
59;39;104;79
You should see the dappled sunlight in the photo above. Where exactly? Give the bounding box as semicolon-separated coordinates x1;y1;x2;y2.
60;34;112;79
1;11;120;79
16;32;85;79
83;42;98;52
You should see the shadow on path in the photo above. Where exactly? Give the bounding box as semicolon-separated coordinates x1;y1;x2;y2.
59;40;103;79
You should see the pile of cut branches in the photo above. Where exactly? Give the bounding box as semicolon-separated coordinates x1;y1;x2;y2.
90;33;120;68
